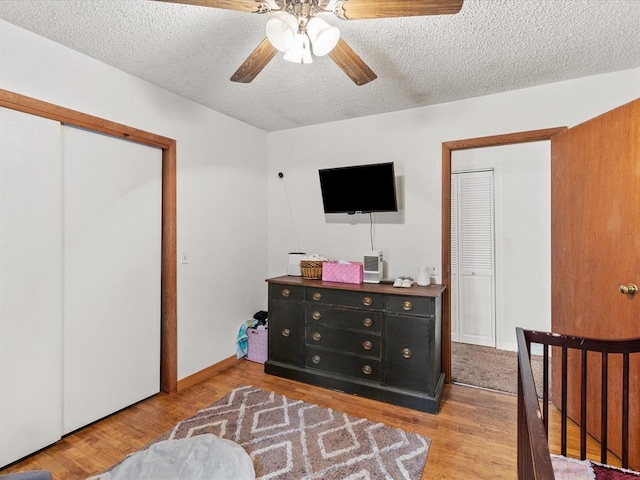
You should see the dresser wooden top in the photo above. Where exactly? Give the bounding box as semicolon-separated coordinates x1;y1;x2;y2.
266;275;445;298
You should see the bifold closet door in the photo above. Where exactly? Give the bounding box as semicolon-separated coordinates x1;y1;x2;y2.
0;108;62;467
452;170;495;347
450;174;460;342
62;126;161;434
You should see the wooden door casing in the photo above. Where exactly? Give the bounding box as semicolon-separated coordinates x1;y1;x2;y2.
551;98;640;467
441;128;567;382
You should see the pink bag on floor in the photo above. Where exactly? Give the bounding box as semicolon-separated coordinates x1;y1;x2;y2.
246;326;268;363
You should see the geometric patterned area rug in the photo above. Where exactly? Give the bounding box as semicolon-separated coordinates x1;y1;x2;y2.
153;385;430;479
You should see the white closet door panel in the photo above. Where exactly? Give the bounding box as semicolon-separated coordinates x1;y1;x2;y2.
457;170;495;347
450;174;459;342
0;108;62;466
459;275;494;346
459;172;494;274
62;127;161;434
450;273;460;342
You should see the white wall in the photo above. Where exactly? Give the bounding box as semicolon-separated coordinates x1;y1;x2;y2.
266;69;640;284
0;19;269;380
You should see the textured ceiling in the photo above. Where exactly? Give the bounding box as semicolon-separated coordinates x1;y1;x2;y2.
0;0;639;131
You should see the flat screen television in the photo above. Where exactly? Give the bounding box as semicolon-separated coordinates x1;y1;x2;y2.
318;162;398;214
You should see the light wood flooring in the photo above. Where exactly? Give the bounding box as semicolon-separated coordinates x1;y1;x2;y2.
0;359;519;479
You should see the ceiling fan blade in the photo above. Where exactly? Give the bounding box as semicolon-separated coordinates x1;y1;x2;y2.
231;38;278;83
336;0;463;20
155;0;262;14
328;38;377;86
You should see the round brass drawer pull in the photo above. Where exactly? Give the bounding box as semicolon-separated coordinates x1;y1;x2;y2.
312;355;321;364
362;365;373;375
281;328;291;337
362;340;373;351
401;348;413;359
312;292;322;301
362;317;373;328
402;301;413;311
312;332;322;342
281;288;291;298
363;296;373;307
312;311;321;321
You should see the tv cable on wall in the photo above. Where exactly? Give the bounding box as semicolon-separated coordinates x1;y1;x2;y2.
279;171;301;252
368;212;375;250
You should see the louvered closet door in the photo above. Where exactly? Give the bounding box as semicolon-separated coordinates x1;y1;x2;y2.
455;170;495;347
450;174;460;342
62;126;161;434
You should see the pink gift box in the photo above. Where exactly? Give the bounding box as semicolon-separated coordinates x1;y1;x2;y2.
322;261;363;284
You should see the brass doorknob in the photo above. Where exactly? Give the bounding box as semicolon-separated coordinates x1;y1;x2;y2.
619;283;638;295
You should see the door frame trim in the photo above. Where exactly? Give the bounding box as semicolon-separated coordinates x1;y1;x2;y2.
441;127;567;382
0;88;178;393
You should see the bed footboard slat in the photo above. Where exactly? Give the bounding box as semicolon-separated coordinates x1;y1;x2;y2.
622;352;629;468
543;343;549;436
601;352;608;465
580;349;588;460
561;346;568;457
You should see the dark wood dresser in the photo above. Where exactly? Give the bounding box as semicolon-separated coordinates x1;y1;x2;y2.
265;275;446;413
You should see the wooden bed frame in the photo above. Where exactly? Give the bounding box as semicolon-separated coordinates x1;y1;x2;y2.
516;327;640;479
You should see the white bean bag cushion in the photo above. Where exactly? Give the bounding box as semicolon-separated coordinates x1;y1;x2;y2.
96;434;255;480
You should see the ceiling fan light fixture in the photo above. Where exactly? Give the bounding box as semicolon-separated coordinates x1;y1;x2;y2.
266;12;298;52
306;17;340;56
283;33;313;64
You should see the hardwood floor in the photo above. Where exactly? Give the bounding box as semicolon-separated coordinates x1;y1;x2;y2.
0;360;518;479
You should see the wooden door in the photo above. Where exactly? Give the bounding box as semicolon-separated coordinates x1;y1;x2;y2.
551;98;640;466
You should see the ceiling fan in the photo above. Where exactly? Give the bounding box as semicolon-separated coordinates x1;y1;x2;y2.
157;0;463;85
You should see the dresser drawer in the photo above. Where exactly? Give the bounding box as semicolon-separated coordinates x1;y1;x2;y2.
269;284;305;302
305;324;381;357
384;296;434;316
307;288;383;310
306;347;381;382
306;305;381;333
